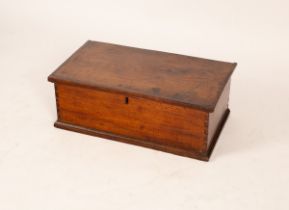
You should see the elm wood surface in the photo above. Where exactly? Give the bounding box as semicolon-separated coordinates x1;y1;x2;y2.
48;40;236;111
207;80;231;148
56;83;207;153
48;40;236;161
54;110;229;161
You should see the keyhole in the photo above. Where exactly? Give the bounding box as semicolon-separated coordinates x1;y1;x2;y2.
125;96;129;104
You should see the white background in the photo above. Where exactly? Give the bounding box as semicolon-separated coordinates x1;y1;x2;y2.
0;0;289;209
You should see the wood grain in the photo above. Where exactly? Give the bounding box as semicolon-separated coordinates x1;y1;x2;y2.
207;80;230;148
48;40;236;111
56;83;208;153
48;40;236;160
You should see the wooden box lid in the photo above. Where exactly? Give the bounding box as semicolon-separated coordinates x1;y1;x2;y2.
48;41;236;112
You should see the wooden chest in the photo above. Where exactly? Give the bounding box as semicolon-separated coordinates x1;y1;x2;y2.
48;41;236;161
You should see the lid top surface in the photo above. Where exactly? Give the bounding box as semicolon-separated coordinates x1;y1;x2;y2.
49;41;236;111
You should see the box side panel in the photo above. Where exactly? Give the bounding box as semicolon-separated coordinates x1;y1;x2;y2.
53;84;60;121
55;83;208;153
207;80;231;148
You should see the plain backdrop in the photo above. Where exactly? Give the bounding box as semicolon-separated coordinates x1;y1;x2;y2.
0;0;289;209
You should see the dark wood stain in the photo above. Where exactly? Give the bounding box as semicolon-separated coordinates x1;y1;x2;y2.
48;40;236;161
48;40;236;111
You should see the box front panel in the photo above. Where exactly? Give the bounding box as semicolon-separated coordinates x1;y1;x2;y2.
56;83;208;153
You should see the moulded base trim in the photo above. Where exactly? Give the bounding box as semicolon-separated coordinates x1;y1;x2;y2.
54;109;230;161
